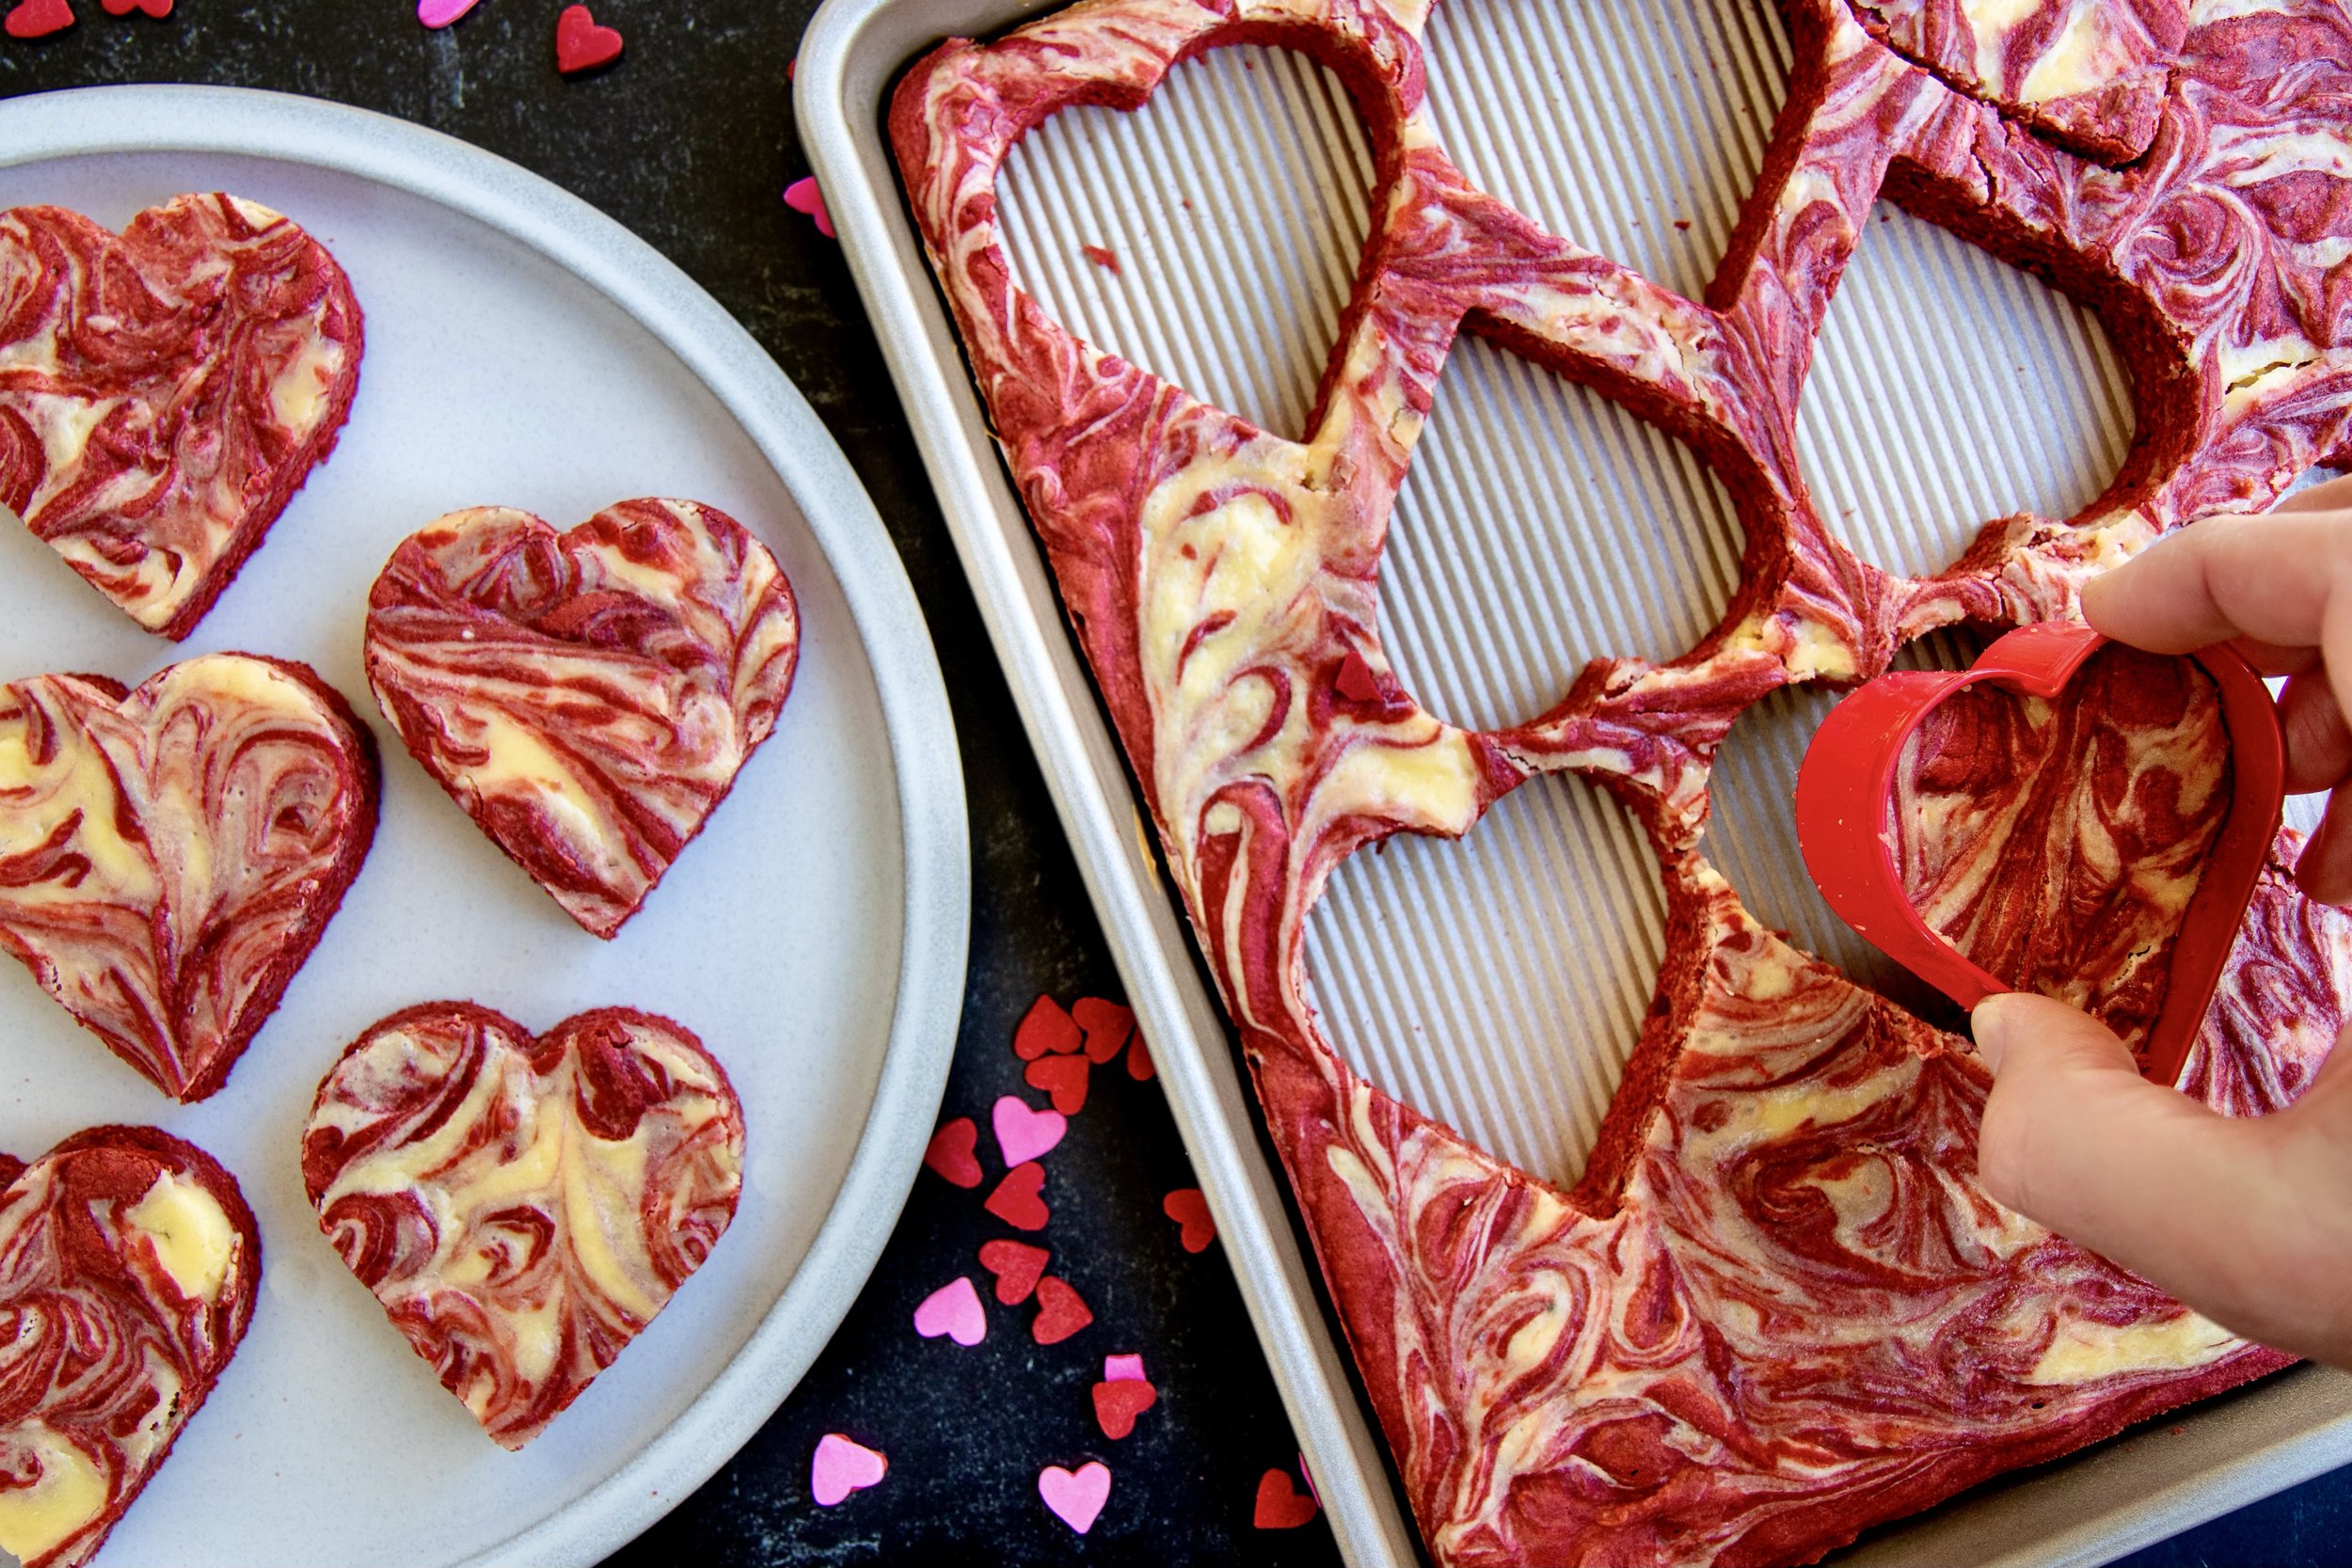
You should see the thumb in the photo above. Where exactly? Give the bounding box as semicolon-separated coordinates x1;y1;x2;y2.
1973;992;2247;1278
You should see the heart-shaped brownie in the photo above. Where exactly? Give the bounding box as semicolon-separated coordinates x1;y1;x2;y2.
0;1125;260;1568
363;499;800;939
0;654;380;1101
302;1002;745;1449
1894;641;2234;1044
0;194;363;639
1801;627;2283;1080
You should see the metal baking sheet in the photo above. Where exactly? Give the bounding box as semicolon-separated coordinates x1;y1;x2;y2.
796;1;2352;1561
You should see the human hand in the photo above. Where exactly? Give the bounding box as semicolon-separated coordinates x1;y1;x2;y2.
1971;484;2352;1368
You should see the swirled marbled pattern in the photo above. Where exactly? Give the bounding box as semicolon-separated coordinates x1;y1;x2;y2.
1894;643;2233;1052
0;654;380;1101
0;1126;260;1568
363;499;800;939
0;194;362;639
302;1003;744;1450
1846;0;2185;160
893;0;2352;1560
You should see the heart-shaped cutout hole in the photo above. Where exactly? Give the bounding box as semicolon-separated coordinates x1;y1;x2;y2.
364;498;800;941
1795;203;2134;582
993;41;1378;441
1305;770;1668;1186
1798;625;2285;1082
0;654;379;1101
1421;0;1791;303
1377;325;1747;732
302;1002;745;1449
1;194;362;638
0;1126;259;1568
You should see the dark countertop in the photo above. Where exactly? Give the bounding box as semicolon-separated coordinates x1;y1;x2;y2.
2;5;2344;1565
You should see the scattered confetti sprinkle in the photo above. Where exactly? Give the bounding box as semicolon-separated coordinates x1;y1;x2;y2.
554;2;622;73
783;175;835;240
912;1276;988;1346
1126;1034;1155;1081
1163;1187;1216;1252
992;1094;1065;1165
985;1161;1050;1230
4;0;73;40
416;0;478;27
978;1238;1049;1305
1253;1466;1318;1529
1039;1462;1112;1534
1073;996;1133;1063
1104;1354;1146;1383
1032;1275;1093;1344
1025;1052;1089;1115
1092;1375;1157;1438
1013;993;1082;1059
922;1117;983;1188
810;1433;887;1505
1081;243;1121;274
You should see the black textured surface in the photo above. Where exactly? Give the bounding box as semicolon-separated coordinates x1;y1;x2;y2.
2;5;2346;1565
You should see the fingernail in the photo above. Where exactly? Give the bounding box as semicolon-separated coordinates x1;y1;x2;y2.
1971;994;2014;1071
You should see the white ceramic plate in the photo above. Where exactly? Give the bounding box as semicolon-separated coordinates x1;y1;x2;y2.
0;85;967;1568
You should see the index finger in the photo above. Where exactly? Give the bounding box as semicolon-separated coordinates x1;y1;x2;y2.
2082;511;2352;654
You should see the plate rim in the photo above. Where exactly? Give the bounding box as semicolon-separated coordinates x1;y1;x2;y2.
0;81;971;1568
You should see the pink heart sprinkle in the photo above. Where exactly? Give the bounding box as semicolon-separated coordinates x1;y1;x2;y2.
1039;1461;1112;1534
912;1276;986;1347
416;0;478;26
811;1433;886;1506
1104;1354;1147;1384
784;176;835;240
992;1094;1066;1166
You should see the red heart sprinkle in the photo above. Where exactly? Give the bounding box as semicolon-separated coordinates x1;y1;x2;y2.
1025;1053;1090;1115
99;0;167;14
4;0;73;39
922;1117;982;1189
1126;1034;1155;1082
1092;1377;1158;1438
1073;996;1134;1063
554;3;623;73
1334;648;1380;703
978;1239;1049;1305
1253;1466;1318;1529
1164;1187;1216;1252
1014;994;1083;1059
1032;1275;1093;1344
984;1161;1050;1230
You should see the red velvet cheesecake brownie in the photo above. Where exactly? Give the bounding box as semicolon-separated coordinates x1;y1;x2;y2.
892;0;2352;1559
1894;642;2234;1053
0;193;363;639
362;498;801;940
0;653;380;1101
302;1002;746;1449
0;1126;261;1568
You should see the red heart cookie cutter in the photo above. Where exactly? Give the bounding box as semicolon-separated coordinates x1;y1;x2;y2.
1795;623;2285;1085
